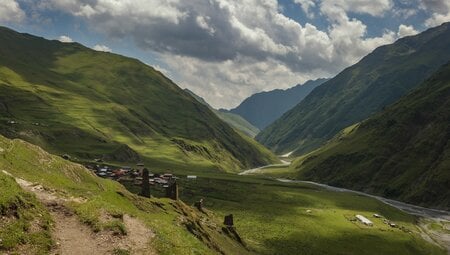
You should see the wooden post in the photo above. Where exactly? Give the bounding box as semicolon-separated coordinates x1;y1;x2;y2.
140;168;150;198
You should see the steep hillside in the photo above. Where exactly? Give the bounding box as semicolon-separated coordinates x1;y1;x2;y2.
290;62;450;210
0;26;278;173
0;134;252;254
216;111;260;138
257;22;450;155
185;89;260;137
229;79;327;129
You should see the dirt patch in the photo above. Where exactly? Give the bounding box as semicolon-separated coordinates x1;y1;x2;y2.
48;210;156;255
6;171;156;255
49;208;102;255
122;214;156;254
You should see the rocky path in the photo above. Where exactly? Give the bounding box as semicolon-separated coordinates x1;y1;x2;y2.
4;171;156;255
49;207;101;255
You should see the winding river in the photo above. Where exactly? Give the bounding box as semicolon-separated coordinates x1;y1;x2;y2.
239;163;450;252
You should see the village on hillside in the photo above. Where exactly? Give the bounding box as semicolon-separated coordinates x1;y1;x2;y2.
78;160;198;198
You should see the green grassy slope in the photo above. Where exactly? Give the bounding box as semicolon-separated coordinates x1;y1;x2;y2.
0;172;53;254
288;62;450;210
0;26;278;173
215;111;260;138
0;134;252;255
185;89;260;137
1;134;445;255
257;22;450;156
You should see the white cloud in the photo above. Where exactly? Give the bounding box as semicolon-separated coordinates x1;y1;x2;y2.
41;0;185;24
320;3;396;67
420;0;450;27
425;12;450;27
163;54;322;108
58;35;73;43
294;0;316;18
397;24;418;38
320;0;393;17
93;44;112;52
196;15;215;35
152;64;172;76
32;0;401;108
393;8;417;19
0;0;25;23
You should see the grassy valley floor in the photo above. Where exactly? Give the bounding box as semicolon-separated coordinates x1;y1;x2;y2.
0;132;446;255
124;171;447;255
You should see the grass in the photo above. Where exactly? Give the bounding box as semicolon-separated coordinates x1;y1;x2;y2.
124;170;446;255
0;132;447;255
245;164;294;177
427;221;450;235
0;26;278;174
127;156;440;255
274;63;450;210
0;172;53;254
216;111;260;138
0;134;251;255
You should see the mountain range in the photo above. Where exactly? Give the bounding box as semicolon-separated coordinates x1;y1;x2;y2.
227;79;328;130
290;61;450;210
256;22;450;156
0;21;449;255
184;89;260;137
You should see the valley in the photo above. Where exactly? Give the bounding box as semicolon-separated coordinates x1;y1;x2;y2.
2;130;448;254
117;157;449;255
237;162;450;254
175;171;448;255
1;16;449;255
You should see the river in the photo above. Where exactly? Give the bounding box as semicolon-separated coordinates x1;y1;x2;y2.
239;164;450;253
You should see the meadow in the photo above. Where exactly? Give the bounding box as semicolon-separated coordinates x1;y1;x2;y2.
127;170;446;255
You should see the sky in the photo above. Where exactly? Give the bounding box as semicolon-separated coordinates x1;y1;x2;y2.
0;0;449;109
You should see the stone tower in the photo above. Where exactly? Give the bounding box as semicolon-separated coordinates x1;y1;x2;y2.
140;168;150;198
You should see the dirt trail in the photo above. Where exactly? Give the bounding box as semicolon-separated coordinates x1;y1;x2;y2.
48;208;156;255
49;207;101;255
4;171;156;255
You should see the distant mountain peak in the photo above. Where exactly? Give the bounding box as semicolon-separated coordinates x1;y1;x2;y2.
184;88;260;137
227;78;329;130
